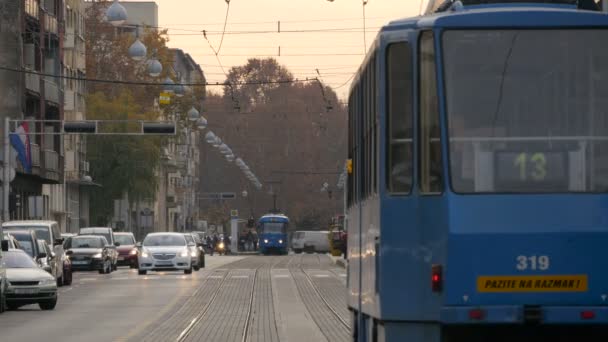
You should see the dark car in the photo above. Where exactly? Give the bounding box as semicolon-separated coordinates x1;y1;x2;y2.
114;232;138;268
79;227;119;270
65;235;114;274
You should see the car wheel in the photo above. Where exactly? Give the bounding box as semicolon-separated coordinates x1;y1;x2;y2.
0;284;5;313
39;298;57;311
56;274;63;287
193;265;200;271
106;261;112;274
184;267;193;275
138;270;147;275
112;263;117;271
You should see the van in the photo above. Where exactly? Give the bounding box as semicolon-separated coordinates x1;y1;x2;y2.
291;230;330;254
2;220;65;284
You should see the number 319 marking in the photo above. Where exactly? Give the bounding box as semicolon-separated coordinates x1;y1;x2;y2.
516;255;550;271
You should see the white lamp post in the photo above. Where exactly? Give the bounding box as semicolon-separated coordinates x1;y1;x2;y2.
106;0;127;26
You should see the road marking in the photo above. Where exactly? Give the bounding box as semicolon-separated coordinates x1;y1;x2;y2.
313;274;330;278
79;278;98;281
274;274;290;278
209;275;223;279
338;274;347;277
232;275;249;279
111;277;129;280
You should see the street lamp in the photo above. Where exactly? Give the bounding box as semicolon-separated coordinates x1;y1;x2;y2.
196;116;207;130
106;0;127;26
205;131;216;144
147;58;162;77
226;154;235;162
242;190;248;198
128;38;147;61
188;106;200;121
163;77;175;93
212;136;222;148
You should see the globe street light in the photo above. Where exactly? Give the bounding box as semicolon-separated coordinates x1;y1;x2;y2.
128;38;147;61
163;77;175;93
226;154;235;162
106;0;127;27
242;190;248;198
188;106;200;121
205;131;216;144
196;116;207;130
212;136;222;148
147;58;162;77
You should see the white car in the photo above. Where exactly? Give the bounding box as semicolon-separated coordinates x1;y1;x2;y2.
137;233;194;275
3;249;58;311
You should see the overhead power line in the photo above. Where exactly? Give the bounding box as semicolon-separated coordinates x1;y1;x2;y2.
0;65;322;87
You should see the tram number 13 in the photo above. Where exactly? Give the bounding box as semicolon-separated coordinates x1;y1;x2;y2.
516;255;550;271
514;153;547;181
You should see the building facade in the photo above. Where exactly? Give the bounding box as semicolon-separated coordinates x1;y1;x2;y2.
0;0;66;223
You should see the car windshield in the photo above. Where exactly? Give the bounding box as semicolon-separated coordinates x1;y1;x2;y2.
114;234;135;246
3;251;38;268
184;234;194;244
80;230;112;244
143;234;186;247
4;227;50;243
261;222;287;234
10;235;35;257
443;29;608;193
68;237;104;249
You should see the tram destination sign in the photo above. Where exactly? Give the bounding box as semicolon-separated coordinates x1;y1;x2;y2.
198;192;237;200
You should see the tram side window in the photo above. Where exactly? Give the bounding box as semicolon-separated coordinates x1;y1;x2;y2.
419;31;443;194
386;42;413;193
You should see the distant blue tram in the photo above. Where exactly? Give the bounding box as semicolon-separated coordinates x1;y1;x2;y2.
258;213;289;255
347;1;608;341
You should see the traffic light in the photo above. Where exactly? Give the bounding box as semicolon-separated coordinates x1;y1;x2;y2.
63;121;97;134
142;122;176;135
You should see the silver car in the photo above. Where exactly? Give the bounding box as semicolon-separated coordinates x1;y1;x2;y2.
3;249;58;311
137;233;193;275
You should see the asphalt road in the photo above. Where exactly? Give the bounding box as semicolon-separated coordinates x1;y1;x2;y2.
0;254;349;342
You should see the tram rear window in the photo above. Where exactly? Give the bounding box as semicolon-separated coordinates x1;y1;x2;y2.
443;29;608;193
262;222;286;233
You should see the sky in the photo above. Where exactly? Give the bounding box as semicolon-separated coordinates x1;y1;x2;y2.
126;0;426;98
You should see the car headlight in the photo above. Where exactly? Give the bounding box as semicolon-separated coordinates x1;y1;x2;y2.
130;249;138;255
279;240;283;244
92;253;102;259
40;278;56;286
141;250;150;258
190;251;197;257
264;239;269;244
218;242;225;249
180;249;189;257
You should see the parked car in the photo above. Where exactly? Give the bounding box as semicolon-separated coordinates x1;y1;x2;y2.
3;249;58;310
189;232;205;268
183;233;202;271
0;240;8;313
114;232;138;268
2;233;22;250
137;233;193;275
61;233;76;241
65;235;114;274
79;227;118;271
2;221;66;285
4;230;42;261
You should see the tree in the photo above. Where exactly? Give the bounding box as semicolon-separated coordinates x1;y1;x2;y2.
199;58;347;227
84;2;175;224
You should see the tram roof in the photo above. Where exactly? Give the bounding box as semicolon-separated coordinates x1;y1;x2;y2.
259;214;289;222
384;3;608;31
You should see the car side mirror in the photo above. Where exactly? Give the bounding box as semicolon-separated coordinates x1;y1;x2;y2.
114;242;121;247
1;240;8;252
66;250;74;255
54;238;64;246
135;242;142;248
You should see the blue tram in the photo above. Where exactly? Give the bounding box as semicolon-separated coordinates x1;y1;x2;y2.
258;213;289;255
346;1;608;341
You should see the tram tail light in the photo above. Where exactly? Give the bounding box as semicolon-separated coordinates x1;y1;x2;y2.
581;311;595;320
469;309;485;320
431;264;443;292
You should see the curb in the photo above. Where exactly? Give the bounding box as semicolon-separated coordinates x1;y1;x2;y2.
335;257;348;269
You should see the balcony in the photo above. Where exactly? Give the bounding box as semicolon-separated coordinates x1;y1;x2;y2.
44;149;58;171
44;78;60;104
31;144;41;167
25;0;40;20
25;72;40;94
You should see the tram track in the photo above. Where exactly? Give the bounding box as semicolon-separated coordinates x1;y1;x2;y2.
300;267;351;330
176;269;234;342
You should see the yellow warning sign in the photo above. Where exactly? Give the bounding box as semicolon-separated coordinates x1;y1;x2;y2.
159;92;171;105
477;275;587;293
